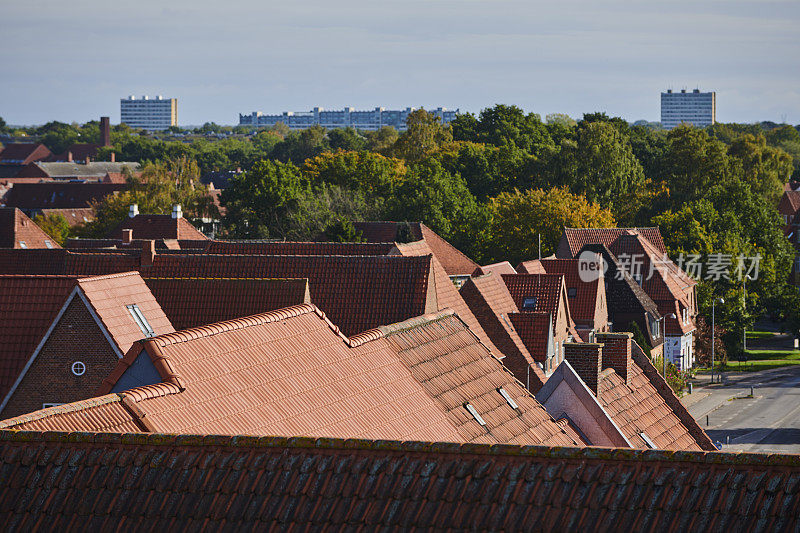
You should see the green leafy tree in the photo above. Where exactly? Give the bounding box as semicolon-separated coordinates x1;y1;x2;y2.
481;187;616;265
363;126;399;154
327;128;367;152
82;158;216;238
727;134;793;204
32;213;71;245
392;109;453;162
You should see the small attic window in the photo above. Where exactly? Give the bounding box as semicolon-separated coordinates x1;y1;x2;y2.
639;432;657;449
497;388;519;410
127;304;155;337
567;288;577;298
522;297;537;310
18;241;27;249
464;403;486;426
44;240;53;249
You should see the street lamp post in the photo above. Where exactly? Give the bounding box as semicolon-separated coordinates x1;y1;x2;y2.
712;297;724;384
742;275;752;361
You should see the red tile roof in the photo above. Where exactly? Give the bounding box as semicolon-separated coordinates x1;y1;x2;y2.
4;182;127;209
77;272;174;354
395;241;498;353
111;214;209;240
0;207;60;249
472;260;516;276
355;221;480;276
516;259;547;274
143;277;310;330
507;312;554;363
459;273;545;390
596;342;714;450
0;275;77;400
0;143;52;166
51;143;102;163
0;431;795;530
557;227;667;258
536;257;608;328
17;305;579;446
39;208;94;227
502;273;567;319
205;240;396;255
778;190;800;217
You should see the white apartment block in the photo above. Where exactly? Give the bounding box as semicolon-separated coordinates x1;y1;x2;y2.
239;106;458;131
121;95;178;131
660;89;716;129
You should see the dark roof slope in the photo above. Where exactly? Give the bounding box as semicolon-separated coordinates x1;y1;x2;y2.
143;277;311;329
111;214;208;240
0;275;77;399
0;143;52;165
355;221;480;276
205;240;395;255
4;182;126;209
0;431;797;530
0;207;60;249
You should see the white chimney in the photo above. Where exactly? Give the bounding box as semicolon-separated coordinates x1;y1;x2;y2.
129;204;139;218
171;204;182;219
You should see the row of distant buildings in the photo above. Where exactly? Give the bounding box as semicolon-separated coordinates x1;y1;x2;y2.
118;91;713;131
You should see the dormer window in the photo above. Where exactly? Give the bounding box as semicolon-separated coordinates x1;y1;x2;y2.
567;288;577;298
522;297;537;310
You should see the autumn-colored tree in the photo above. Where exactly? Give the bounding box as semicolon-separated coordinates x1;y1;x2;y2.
481;187;616;265
33;212;71;245
392;109;453;162
694;315;727;368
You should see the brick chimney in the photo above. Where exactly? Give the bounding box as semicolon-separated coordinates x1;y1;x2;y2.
110;152;116;163
596;332;633;384
141;240;156;267
85;156;91;165
129;204;139;218
564;342;603;394
67;151;73;163
122;229;133;245
100;116;111;147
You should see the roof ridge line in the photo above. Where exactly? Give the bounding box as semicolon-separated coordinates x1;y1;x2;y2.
77;270;141;283
376;309;456;336
141;276;308;282
0;394;124;429
148;304;321;348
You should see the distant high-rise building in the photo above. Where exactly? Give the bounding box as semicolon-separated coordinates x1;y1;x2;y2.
238;106;458;131
660;89;716;129
120;95;178;131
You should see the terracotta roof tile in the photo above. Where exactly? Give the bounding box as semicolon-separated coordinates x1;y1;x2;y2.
0;431;795;529
355;221;480;276
473;261;516;276
557;227;667;258
77;271;175;354
536;257;608;328
507;312;553;362
143;277;311;330
459;274;546;390
112;214;208;240
395;241;498;353
0;207;60;249
39;208;95;227
4;182;127;209
0;275;77;399
205;240;395;255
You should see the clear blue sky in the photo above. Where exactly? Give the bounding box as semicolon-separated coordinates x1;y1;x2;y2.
1;0;798;126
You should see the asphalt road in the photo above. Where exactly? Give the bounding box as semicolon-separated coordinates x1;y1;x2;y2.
686;365;800;454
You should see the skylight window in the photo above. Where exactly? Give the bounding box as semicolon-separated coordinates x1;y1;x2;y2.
45;240;53;249
522;297;537;310
497;388;519;410
127;304;155;337
464;403;486;426
567;288;577;298
18;241;27;249
639;432;657;449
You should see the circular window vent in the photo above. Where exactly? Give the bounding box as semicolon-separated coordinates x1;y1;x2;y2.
71;361;86;376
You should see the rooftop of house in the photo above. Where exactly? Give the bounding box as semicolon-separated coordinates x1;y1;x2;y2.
0;207;60;249
557;227;667;259
111;211;209;241
0;430;795;530
0;143;52;166
354;221;480;276
143;277;311;330
29;161;140;179
473;261;517;277
3;305;579;448
525;256;606;326
0;271;173;404
40;208;94;227
459;273;545;390
4;182;127;209
778;190;800;216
